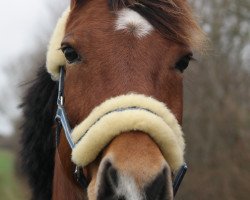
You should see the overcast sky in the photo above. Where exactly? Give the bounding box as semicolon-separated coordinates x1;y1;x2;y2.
0;0;67;135
0;1;47;64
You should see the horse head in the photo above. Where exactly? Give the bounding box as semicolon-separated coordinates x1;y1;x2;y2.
21;0;206;200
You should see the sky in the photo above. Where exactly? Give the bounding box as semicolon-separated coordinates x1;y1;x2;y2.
0;1;47;64
0;0;67;136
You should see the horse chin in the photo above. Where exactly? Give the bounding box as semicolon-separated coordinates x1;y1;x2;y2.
86;132;174;200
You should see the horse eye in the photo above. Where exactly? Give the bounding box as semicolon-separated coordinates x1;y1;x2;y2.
62;46;80;63
175;54;193;73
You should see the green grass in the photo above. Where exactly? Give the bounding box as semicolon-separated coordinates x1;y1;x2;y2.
0;149;29;200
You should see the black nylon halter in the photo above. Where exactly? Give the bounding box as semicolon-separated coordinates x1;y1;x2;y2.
54;67;187;196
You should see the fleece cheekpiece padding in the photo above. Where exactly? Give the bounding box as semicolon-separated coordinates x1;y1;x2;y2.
71;94;185;172
46;7;70;80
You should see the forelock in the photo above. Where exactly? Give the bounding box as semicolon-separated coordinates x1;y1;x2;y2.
109;0;207;50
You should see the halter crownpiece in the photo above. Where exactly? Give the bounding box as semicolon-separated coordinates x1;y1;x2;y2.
71;93;185;172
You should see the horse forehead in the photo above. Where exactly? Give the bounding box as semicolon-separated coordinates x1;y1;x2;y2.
115;8;154;38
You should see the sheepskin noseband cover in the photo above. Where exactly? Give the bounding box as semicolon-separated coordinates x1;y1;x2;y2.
71;94;185;172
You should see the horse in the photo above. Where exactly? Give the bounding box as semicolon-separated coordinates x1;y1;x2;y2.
20;0;206;200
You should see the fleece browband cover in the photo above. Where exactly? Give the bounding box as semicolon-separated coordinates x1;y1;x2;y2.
46;7;70;80
71;94;185;172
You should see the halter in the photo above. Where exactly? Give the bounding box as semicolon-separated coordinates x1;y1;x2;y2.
55;67;88;188
54;67;187;196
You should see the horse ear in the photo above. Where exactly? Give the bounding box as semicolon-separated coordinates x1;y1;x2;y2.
71;0;84;8
71;0;78;8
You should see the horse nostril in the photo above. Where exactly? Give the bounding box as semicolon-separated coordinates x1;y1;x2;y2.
145;167;173;200
97;160;118;200
106;162;119;188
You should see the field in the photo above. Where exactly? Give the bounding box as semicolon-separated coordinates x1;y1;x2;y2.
0;149;29;200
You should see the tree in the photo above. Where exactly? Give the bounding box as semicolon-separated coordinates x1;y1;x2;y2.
178;0;250;199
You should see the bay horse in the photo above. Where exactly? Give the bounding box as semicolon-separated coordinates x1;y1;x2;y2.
20;0;206;200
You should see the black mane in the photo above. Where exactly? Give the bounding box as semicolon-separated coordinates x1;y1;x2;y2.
20;66;57;200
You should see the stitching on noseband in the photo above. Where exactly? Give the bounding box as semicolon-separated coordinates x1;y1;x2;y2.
75;107;158;145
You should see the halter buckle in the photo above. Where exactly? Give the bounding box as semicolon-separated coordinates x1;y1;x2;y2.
74;166;89;189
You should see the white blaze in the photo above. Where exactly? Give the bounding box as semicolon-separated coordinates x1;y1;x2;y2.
115;8;154;38
116;174;143;200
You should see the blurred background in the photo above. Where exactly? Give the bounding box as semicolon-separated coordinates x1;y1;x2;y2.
0;0;249;199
